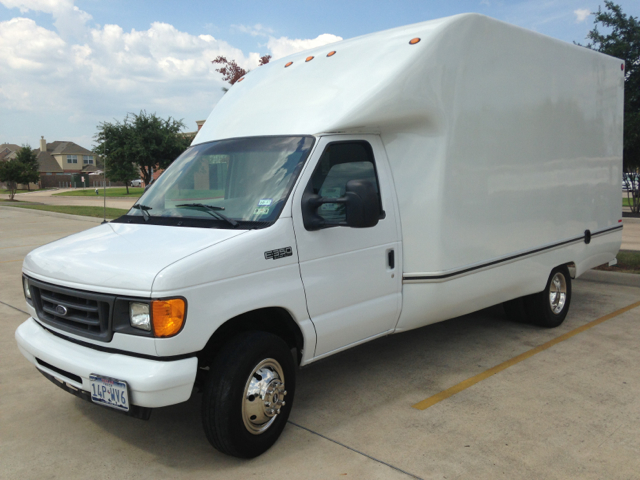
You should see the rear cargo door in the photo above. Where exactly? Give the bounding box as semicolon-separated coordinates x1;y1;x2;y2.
291;135;402;358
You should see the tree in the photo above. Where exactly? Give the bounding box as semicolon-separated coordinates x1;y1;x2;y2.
0;159;25;200
15;145;40;191
94;121;138;193
94;111;192;191
581;2;640;212
212;54;271;91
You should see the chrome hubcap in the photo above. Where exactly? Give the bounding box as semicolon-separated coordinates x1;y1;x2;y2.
548;272;567;314
242;359;287;435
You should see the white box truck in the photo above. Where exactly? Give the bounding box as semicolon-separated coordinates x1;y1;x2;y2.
15;13;623;458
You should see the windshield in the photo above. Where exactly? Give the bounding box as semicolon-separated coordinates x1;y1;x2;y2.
125;136;315;228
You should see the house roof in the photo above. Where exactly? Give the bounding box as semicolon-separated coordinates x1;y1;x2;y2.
47;141;93;156
0;144;21;152
1;150;18;161
2;140;96;172
37;151;64;173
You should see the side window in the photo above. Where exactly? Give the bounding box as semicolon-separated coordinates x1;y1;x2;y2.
308;142;382;223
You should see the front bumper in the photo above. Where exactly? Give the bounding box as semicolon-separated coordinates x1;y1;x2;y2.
15;318;198;408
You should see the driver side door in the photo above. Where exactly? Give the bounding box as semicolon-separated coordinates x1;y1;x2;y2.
291;135;402;359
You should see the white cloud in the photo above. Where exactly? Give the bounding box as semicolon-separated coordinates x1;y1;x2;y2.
0;16;261;130
267;33;343;60
574;8;591;23
0;10;343;146
0;0;91;39
232;23;275;37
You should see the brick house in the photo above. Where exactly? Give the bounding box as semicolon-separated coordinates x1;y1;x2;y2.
35;136;99;176
0;138;101;188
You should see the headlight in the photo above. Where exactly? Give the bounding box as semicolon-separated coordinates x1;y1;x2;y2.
129;302;151;331
23;277;31;300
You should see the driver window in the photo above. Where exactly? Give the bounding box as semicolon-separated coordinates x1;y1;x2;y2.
309;142;381;223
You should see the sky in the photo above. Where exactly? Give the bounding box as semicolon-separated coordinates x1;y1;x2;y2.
1;0;639;150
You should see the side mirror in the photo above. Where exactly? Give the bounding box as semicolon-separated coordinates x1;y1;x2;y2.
302;179;380;231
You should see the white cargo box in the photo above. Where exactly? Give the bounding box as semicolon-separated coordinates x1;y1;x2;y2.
197;13;623;328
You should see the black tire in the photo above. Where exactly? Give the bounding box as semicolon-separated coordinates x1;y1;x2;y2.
524;265;572;328
201;331;296;458
503;297;529;323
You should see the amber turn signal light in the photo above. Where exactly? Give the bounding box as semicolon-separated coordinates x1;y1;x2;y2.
152;298;186;337
409;37;421;45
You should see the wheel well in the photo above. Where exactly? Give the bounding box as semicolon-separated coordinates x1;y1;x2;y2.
565;262;576;278
198;307;304;368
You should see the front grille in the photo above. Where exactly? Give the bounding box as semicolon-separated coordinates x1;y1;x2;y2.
28;277;115;342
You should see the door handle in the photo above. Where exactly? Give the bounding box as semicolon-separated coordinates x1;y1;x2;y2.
387;249;395;269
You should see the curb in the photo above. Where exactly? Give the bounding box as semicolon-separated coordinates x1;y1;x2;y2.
0;205;111;224
578;269;640;288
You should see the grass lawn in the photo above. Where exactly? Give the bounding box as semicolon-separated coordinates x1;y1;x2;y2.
54;187;144;197
623;197;639;207
0;201;128;219
0;188;55;194
595;250;640;274
0;189;31;195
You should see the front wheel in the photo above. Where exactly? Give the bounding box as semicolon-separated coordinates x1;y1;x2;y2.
201;331;296;458
524;265;572;328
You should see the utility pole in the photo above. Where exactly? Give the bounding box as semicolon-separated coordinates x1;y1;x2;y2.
102;157;107;224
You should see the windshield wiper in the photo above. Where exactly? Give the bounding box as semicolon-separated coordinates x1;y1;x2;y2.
176;203;239;227
132;204;152;221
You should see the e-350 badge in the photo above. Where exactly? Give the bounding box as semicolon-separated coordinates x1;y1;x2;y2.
264;247;293;260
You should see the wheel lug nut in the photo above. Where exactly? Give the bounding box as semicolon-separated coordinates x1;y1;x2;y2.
264;402;271;407
281;401;285;406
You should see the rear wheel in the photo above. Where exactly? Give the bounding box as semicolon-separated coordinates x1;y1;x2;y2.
524;266;572;328
201;331;296;458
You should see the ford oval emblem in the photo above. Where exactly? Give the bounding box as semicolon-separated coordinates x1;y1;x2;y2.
55;305;68;316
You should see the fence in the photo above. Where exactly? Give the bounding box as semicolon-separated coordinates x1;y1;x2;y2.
38;174;125;189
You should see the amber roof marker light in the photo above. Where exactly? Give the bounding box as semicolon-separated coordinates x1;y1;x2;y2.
306;56;314;62
237;77;245;82
409;37;421;45
285;61;293;68
327;51;336;57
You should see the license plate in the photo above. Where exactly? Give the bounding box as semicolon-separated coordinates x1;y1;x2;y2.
89;374;130;412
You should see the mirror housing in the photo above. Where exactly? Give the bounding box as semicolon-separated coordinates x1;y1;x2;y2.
302;179;380;231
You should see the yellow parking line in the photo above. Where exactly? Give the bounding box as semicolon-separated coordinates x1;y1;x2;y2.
412;300;640;410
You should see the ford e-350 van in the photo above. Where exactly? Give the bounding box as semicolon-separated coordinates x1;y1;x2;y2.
15;13;623;458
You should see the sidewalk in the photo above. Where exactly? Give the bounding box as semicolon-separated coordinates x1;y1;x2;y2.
622;216;640;251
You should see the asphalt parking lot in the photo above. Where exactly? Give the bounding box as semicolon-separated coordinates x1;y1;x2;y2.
2;206;640;479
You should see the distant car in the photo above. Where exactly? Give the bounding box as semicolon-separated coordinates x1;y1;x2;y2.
623;175;639;191
130;179;143;187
